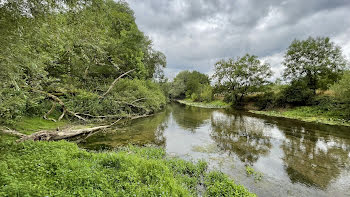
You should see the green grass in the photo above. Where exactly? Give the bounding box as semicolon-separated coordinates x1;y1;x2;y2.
9;117;68;135
251;106;350;127
0;136;255;197
178;99;231;109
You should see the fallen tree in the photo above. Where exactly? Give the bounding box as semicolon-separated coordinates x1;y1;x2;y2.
1;114;152;142
1;119;119;142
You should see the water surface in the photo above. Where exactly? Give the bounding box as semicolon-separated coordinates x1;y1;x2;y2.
79;103;350;197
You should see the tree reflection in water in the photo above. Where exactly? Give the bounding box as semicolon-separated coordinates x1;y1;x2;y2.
79;107;171;149
171;103;212;133
210;111;272;165
279;124;350;189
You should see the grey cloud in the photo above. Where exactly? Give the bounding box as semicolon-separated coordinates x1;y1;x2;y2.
125;0;350;79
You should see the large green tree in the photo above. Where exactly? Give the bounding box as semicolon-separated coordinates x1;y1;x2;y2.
213;54;272;105
283;37;347;93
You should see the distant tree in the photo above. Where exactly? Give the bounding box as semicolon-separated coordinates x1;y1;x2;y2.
213;54;272;105
169;70;210;99
283;37;347;94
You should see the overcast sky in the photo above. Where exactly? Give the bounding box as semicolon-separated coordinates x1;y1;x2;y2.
125;0;350;80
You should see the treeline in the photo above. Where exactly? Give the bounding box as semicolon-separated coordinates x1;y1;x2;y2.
0;0;167;124
168;37;350;120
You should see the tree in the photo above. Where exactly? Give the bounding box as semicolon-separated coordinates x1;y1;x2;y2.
283;37;347;93
169;71;210;99
213;54;272;105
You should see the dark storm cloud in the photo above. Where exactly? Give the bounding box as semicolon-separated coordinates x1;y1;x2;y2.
125;0;350;79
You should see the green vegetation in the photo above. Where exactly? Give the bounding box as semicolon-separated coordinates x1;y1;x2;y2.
9;117;68;135
178;99;230;109
169;70;212;102
245;166;263;182
331;71;350;119
247;37;350;125
250;105;350;127
213;54;272;106
0;137;255;197
0;0;349;195
283;37;347;93
0;0;167;125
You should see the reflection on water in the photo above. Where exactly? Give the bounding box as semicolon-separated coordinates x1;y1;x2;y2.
79;103;350;197
210;113;272;165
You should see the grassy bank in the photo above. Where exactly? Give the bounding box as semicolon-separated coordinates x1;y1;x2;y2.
178;99;230;109
250;106;350;127
0;134;255;197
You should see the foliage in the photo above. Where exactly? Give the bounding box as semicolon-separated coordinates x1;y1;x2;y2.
251;103;350;127
213;54;272;106
199;85;214;102
280;80;315;106
169;71;211;99
204;171;256;197
10;117;67;135
0;139;255;197
63;79;166;117
178;100;230;109
331;71;350;103
0;0;167;123
283;37;347;93
331;71;350;118
245;166;263;182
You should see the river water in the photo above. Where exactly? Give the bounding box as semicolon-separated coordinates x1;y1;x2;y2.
79;102;350;197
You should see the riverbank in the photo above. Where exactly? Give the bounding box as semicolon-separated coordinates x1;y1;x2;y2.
0;119;255;196
250;106;350;127
177;99;230;109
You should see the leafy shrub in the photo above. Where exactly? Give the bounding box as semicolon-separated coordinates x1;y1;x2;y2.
191;93;199;101
200;85;214;102
255;91;275;110
331;71;350;119
204;171;256;197
280;80;314;106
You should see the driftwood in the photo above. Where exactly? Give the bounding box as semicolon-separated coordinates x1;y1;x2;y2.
0;114;152;142
1;119;121;142
1;128;27;138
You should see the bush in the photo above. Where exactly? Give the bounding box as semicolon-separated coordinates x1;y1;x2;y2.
331;71;350;119
255;91;275;110
200;85;214;102
280;80;314;106
204;171;256;197
191;92;199;102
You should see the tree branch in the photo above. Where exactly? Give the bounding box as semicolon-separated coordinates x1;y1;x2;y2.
100;69;135;98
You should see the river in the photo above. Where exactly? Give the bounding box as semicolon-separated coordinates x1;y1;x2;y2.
79;102;350;197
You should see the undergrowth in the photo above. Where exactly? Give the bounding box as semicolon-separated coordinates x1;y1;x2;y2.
178;99;230;109
0;136;255;197
251;105;350;127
